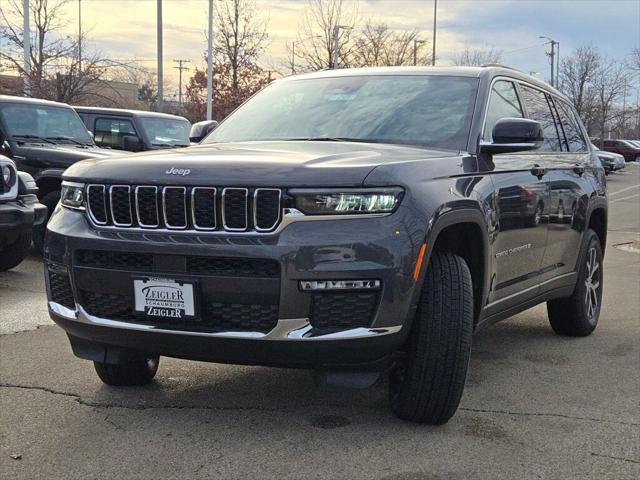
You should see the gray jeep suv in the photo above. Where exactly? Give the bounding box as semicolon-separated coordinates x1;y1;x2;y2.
45;66;607;424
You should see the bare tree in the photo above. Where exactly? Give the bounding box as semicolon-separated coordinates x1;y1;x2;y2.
451;47;503;67
593;59;628;146
351;22;431;67
558;46;600;120
0;0;116;103
214;0;269;96
295;0;358;70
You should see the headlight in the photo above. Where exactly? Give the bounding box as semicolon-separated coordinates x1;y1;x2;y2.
290;187;404;215
0;161;17;199
60;182;85;210
2;165;13;185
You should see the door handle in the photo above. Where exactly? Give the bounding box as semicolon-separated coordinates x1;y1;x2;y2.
530;164;546;178
573;164;585;176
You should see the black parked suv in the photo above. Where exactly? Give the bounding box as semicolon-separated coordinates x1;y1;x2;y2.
45;67;607;424
0;155;46;271
74;107;191;152
0;96;122;250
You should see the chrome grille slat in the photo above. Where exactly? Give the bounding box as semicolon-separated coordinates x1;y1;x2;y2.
222;188;249;231
162;186;187;229
191;187;217;230
254;188;282;232
109;185;132;226
135;186;159;228
87;184;107;225
85;184;281;233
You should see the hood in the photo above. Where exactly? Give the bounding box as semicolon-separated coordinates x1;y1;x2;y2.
16;144;125;170
63;141;460;187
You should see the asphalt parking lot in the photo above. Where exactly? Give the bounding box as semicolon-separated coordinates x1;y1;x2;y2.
1;166;639;480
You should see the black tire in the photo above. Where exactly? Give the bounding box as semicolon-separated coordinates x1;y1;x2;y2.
390;252;474;424
547;229;603;337
0;231;32;272
32;191;60;254
94;356;160;386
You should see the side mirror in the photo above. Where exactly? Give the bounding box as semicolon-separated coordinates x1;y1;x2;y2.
87;130;94;138
480;118;543;155
122;135;142;152
189;120;219;143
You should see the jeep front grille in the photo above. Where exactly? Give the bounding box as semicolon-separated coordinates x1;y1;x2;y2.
85;184;282;233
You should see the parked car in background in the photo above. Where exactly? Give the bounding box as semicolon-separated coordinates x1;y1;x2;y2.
0;95;122;251
189;120;218;144
592;144;625;174
602;139;640;162
0;155;46;271
74;107;191;152
45;66;607;425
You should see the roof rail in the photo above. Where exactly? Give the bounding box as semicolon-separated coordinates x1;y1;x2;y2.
480;63;520;71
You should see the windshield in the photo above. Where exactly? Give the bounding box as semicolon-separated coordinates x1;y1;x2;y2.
205;75;479;150
139;117;190;147
0;103;93;144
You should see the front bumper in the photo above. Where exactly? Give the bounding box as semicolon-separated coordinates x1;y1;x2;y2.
45;206;425;368
0;194;47;244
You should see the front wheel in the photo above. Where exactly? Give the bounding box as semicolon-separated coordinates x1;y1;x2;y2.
94;356;160;386
547;229;603;336
389;251;474;424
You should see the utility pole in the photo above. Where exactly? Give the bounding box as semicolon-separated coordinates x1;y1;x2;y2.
78;0;82;71
157;0;164;112
413;39;427;66
291;41;296;75
432;0;437;66
539;36;558;87
332;25;351;69
206;0;214;120
23;0;30;95
173;60;190;109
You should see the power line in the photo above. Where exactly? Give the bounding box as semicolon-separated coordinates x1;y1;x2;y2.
173;59;190;108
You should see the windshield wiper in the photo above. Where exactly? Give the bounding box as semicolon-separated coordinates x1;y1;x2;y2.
283;137;383;144
46;136;87;146
12;134;56;145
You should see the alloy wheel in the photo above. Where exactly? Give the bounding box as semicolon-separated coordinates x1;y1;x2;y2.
584;247;600;322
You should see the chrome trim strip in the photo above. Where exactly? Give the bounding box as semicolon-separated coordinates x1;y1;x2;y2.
222;187;249;231
253;188;282;232
86;184;107;225
84;208;390;235
134;186;159;228
162;186;188;230
109;185;132;227
49;302;402;341
191;187;217;230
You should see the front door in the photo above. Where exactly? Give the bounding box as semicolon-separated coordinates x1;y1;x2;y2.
480;80;550;309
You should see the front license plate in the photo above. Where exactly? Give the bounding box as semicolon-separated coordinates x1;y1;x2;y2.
133;277;196;319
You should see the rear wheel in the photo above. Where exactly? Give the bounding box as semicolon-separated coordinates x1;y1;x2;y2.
547;229;603;336
33;191;60;254
0;231;32;272
94;356;159;386
389;252;474;424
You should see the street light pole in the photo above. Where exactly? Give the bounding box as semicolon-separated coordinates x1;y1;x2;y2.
23;0;30;95
432;0;437;66
157;0;163;111
78;0;82;71
206;0;214;120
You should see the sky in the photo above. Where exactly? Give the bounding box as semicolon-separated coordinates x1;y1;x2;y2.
2;0;639;97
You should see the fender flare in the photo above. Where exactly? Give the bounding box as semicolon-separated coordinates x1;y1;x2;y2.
414;206;492;324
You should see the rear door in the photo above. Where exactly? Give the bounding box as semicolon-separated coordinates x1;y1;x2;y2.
538;95;593;283
482;79;550;308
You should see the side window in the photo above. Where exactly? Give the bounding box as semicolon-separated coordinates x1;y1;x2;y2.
94;118;137;150
554;100;587;152
519;85;562;152
483;80;523;140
